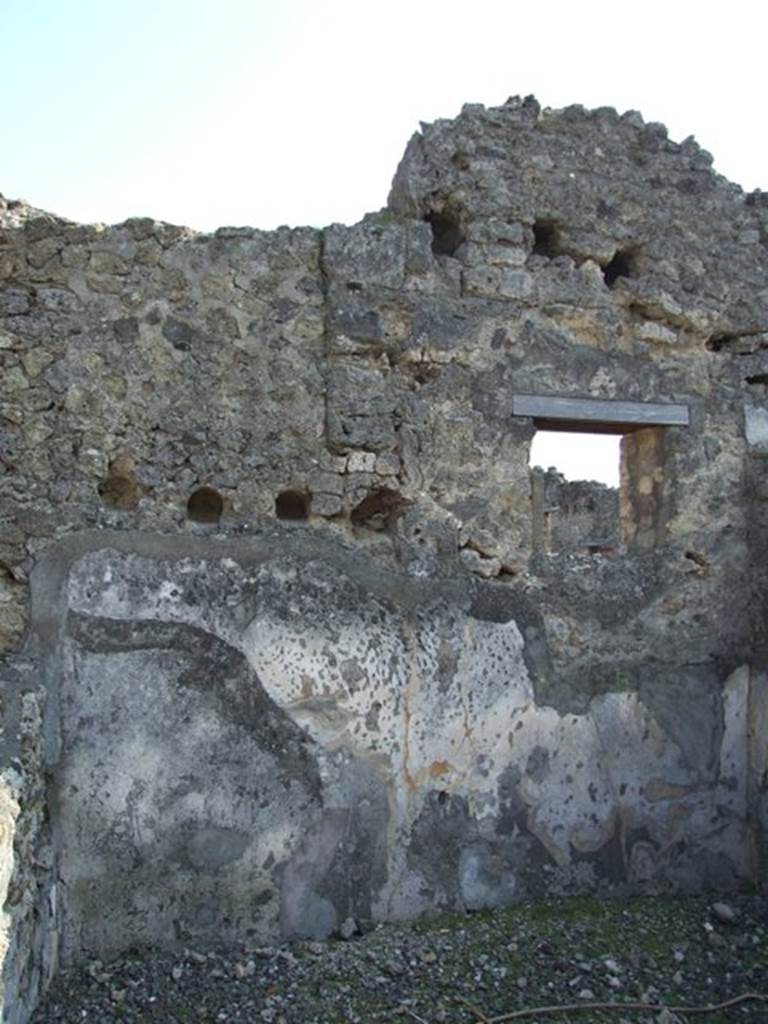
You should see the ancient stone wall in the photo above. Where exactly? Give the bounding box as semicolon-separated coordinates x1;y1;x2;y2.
1;96;767;1022
531;468;619;554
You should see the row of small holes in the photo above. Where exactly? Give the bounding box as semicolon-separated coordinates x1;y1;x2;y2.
187;487;309;525
425;211;638;289
103;484;394;527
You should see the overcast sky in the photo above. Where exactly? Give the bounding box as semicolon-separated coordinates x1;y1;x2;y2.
3;0;765;484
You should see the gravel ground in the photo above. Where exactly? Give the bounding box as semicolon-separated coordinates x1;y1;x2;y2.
31;894;767;1024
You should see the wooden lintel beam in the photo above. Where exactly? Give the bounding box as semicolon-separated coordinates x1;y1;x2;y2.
512;394;690;429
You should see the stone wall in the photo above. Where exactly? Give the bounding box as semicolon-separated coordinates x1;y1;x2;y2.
0;671;55;1024
531;468;619;554
2;96;768;1021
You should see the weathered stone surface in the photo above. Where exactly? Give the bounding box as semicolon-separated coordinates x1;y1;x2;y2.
1;96;767;1022
0;674;54;1024
35;539;754;959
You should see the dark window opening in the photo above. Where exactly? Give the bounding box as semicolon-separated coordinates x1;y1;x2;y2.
187;486;223;524
602;247;637;288
532;219;561;258
275;489;309;520
425;208;465;257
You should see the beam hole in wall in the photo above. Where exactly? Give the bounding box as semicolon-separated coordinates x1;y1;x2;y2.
425;207;465;257
99;457;142;510
275;489;309;521
602;247;637;288
529;432;621;555
350;488;407;530
706;331;737;352
187;486;223;525
532;218;561;258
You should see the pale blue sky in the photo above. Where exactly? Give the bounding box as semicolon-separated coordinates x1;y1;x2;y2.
3;0;765;233
3;0;764;484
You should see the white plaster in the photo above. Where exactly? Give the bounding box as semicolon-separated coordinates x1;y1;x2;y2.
745;404;768;449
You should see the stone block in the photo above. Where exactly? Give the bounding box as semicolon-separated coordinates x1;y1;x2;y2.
346;451;376;473
375;453;400;476
745;404;768;453
310;493;343;517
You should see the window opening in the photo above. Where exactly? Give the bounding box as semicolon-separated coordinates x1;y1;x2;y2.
515;393;688;556
530;432;621;555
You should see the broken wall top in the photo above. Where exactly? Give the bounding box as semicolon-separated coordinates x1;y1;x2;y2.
389;96;768;341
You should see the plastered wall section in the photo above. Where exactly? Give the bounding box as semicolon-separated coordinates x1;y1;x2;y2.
37;538;759;962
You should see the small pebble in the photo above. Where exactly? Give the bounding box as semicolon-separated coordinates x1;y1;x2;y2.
234;960;256;979
712;901;738;925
